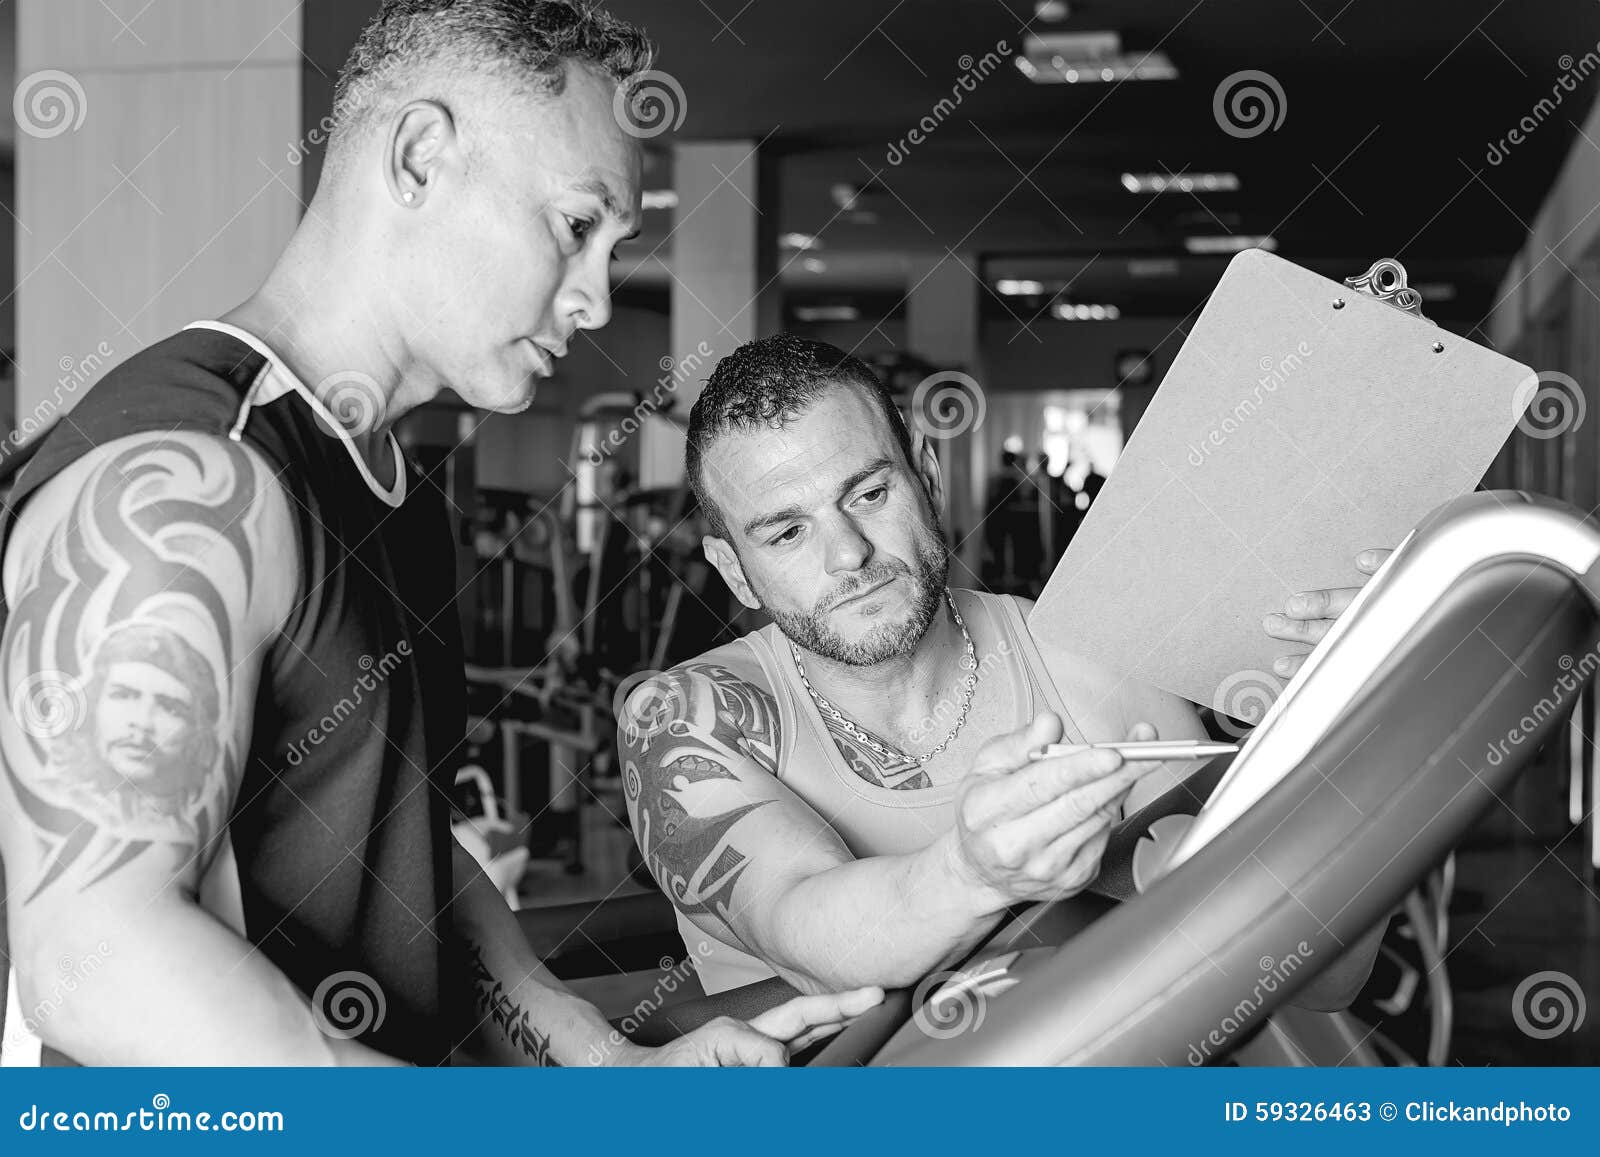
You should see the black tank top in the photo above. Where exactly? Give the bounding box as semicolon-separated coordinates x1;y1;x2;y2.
0;324;466;1065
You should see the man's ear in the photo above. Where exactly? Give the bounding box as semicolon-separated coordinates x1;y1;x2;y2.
387;99;456;208
910;431;946;515
702;536;761;611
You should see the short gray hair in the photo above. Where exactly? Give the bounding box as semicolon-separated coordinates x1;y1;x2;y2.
330;0;654;146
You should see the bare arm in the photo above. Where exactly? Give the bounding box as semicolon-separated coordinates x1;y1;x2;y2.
0;431;394;1065
620;665;1139;994
0;432;870;1067
449;836;879;1065
449;838;621;1065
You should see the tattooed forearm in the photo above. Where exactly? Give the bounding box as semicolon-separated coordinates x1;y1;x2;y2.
1;434;268;903
618;665;780;935
465;944;559;1066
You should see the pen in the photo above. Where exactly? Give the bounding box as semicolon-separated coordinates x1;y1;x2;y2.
1028;740;1240;761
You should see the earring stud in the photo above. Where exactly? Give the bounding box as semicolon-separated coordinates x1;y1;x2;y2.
403;191;415;203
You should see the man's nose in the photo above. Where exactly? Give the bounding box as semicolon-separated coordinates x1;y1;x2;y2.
565;258;613;333
129;697;157;731
822;516;873;575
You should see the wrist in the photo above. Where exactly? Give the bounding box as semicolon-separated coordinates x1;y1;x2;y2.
594;1035;652;1068
922;831;1010;918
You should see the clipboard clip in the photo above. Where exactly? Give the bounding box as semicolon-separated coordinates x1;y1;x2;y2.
1342;258;1434;325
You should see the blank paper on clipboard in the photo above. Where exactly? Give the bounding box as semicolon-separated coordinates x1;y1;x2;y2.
1028;248;1534;718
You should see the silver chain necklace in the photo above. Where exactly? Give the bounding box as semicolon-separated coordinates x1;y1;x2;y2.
791;588;979;768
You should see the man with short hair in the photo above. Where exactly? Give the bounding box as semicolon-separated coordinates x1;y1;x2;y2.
0;1;874;1067
620;333;1385;1005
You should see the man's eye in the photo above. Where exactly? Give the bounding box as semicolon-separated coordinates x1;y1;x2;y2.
770;526;802;546
564;215;595;242
856;486;888;506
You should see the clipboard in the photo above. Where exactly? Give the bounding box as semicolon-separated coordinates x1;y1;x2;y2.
1028;248;1536;718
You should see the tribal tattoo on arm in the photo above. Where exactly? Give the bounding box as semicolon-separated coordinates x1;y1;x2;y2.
0;432;285;905
464;942;558;1066
618;664;784;946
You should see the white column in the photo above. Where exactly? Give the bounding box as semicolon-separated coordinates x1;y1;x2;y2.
13;0;304;438
644;140;778;488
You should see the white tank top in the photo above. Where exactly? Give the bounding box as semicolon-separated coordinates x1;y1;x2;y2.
678;590;1085;993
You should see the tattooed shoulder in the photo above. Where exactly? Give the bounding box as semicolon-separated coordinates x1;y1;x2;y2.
616;662;782;936
0;431;296;904
618;662;781;771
